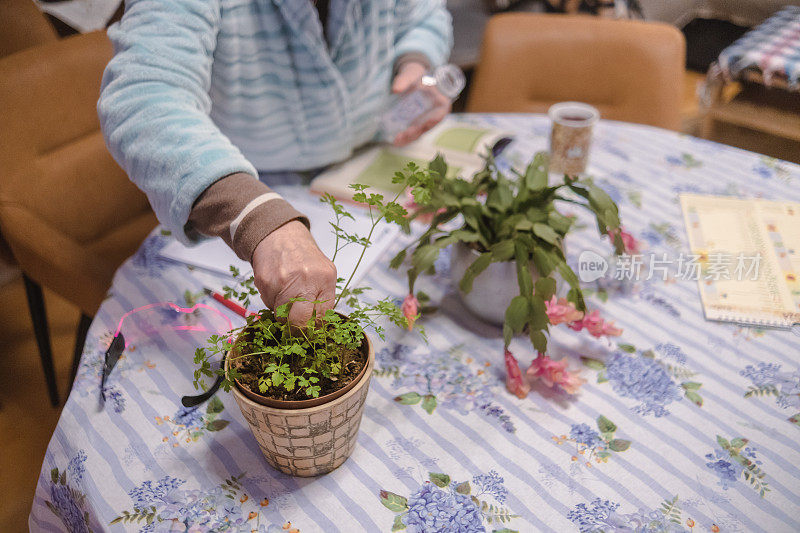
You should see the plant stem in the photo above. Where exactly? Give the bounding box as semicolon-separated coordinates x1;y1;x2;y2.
331;210;342;263
334;190;404;307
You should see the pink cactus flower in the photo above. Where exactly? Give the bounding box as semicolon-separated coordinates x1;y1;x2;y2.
526;353;568;387
401;293;419;330
558;371;587;395
504;349;530;399
608;226;641;254
527;353;585;394
569;310;623;337
545;296;584;325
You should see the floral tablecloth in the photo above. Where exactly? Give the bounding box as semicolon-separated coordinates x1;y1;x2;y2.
30;114;800;532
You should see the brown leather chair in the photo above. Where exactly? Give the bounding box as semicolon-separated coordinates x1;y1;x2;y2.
0;0;60;264
467;14;686;131
0;0;59;58
0;30;158;405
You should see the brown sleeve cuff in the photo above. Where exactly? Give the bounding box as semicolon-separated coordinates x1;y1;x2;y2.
393;52;432;77
187;172;309;262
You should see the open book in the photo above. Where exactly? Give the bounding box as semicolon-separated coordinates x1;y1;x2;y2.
680;194;800;329
310;120;512;200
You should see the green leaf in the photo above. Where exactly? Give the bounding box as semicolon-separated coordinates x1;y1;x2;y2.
392;514;407;531
429;153;448;179
206;396;224;414
394;392;422;405
491;529;519;533
379;490;409;512
716;435;730;450
504;296;530;335
389;249;407;270
608;439;631;452
490;240;515;262
730;437;747;450
524;153;549;190
411;245;440;274
531;247;555;277
534;277;556;301
50;468;59;484
547;211;573;234
459;252;493;293
514;240;533;297
581;357;606;370
429;473;451;487
617;343;636;353
487;182;514;211
455;481;471;495
533;223;559;245
503;324;514;348
514;219;534;232
529;329;547;353
685;391;703;406
206;419;230;432
528;294;549;330
596;415;617;434
421;394;437;414
681;381;702;391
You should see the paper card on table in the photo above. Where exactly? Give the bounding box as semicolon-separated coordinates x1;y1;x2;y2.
158;187;399;295
680;194;800;328
160;237;252;278
309;119;512;201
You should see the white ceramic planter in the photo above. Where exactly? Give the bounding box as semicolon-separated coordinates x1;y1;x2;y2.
449;242;540;326
225;334;374;477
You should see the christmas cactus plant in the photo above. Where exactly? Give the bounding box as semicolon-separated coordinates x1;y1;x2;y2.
390;152;632;397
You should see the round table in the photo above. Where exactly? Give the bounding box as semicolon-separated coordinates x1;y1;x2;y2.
30;114;800;532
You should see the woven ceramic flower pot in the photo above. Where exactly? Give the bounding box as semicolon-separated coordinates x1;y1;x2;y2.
225;333;374;477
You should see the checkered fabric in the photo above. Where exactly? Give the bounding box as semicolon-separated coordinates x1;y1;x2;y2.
718;6;800;89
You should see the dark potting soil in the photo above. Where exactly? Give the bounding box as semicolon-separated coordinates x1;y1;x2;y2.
233;341;366;403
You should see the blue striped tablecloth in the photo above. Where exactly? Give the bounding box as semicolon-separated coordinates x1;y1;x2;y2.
30;115;800;532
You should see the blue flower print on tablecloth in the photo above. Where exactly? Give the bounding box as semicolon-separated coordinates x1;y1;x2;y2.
376;343;516;433
704;436;770;497
72;332;157;413
593;177;645;211
582;343;704;417
130;230;174;277
552;416;631;469
752;156;794;183
666;152;702;169
154;396;230;447
112;474;297;532
379;470;518;532
741;362;800;426
45;450;93;533
568;496;700;532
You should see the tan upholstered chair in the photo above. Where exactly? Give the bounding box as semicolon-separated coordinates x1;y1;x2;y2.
0;30;158;405
467;14;686;131
0;0;58;58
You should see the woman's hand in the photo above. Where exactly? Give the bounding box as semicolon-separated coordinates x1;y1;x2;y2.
251;220;337;325
391;61;451;147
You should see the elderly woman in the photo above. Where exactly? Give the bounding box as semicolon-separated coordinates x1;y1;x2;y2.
98;0;452;323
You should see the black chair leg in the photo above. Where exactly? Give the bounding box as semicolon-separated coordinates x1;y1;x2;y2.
70;313;92;388
23;274;59;406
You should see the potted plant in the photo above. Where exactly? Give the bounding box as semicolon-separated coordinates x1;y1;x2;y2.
193;183;416;477
390;152;632;397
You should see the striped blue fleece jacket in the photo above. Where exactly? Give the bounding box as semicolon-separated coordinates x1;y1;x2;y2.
98;0;452;245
